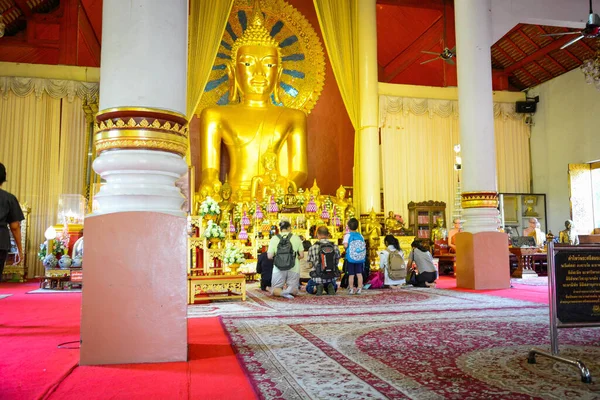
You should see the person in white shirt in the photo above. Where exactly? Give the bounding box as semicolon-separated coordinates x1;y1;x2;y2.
378;235;406;287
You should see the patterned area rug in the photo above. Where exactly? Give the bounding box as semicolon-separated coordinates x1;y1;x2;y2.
190;285;600;399
511;277;549;286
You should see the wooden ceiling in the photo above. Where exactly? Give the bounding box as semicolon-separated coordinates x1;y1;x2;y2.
1;0;598;92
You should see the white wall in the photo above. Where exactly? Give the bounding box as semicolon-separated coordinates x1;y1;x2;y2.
529;68;600;234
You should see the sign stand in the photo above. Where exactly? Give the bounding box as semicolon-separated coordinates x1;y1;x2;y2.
528;242;600;383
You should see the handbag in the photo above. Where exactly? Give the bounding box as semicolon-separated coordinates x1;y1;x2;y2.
407;268;418;286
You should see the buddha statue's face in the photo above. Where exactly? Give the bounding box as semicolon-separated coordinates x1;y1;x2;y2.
222;185;232;200
262;152;277;171
437;218;444;227
336;186;346;200
388;211;394;218
236;45;279;99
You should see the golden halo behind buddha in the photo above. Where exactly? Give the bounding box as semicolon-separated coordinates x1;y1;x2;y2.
199;0;325;114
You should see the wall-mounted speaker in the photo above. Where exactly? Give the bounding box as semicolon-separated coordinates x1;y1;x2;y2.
516;101;537;114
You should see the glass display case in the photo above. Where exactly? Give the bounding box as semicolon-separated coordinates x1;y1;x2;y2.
57;194;86;225
407;201;447;239
499;193;547;235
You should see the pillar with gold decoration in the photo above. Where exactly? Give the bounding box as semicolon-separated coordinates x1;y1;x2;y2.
358;0;381;213
453;0;510;290
80;0;189;365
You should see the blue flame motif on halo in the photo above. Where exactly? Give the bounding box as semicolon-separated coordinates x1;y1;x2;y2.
217;53;231;60
212;64;227;71
270;20;284;37
205;75;229;92
270;93;283;106
238;10;247;31
279;35;298;48
226;22;237;42
280;82;299;98
283;69;304;79
217;92;230;105
220;40;231;51
282;54;305;62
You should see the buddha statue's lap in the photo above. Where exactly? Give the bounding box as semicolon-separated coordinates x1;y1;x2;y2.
197;2;307;199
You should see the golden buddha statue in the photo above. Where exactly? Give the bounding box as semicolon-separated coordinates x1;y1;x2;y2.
281;184;301;213
309;179;324;210
218;180;234;225
431;218;448;242
198;0;308;199
559;220;579;245
332;185;349;221
193;186;210;215
384;211;403;234
362;209;382;262
211;180;223;202
346;199;356;220
250;147;296;201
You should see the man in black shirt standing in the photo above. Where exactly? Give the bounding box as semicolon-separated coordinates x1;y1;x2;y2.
0;163;25;281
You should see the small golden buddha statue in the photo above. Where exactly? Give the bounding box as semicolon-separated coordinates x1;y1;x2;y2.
384;211;403;234
346;199;356;220
250;147;296;201
218;181;234;224
559;220;579;245
309;179;324;210
332;185;349;222
431;218;448;242
198;0;308;199
211;180;223;202
281;184;301;213
362;209;382;262
193;186;210;215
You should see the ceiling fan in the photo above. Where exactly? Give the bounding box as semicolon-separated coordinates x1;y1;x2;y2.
540;0;600;49
421;46;456;65
420;0;456;65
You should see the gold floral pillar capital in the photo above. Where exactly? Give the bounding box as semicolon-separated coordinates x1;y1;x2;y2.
94;107;189;157
461;191;499;209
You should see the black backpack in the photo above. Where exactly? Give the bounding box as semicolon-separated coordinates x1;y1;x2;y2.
273;234;296;271
315;241;339;278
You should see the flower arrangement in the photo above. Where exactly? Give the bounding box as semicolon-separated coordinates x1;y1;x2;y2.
199;196;221;217
202;220;225;240
37;240;66;261
223;243;246;266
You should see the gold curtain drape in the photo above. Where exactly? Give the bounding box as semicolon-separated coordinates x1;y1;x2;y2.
313;0;361;213
186;0;235;120
0;92;87;277
380;96;531;222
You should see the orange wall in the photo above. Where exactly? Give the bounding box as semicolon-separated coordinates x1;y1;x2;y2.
189;1;355;196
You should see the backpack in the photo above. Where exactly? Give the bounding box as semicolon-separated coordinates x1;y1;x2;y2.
315;241;339;278
346;231;366;263
387;249;407;281
273;234;296;271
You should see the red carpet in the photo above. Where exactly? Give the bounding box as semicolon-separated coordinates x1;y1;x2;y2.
0;282;256;400
436;275;549;304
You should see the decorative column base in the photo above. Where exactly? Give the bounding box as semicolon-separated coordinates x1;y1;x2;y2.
456;231;511;290
92;107;189;216
93;150;187;215
461;191;500;233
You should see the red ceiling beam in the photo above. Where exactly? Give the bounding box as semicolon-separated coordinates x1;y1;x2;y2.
78;3;100;65
382;15;443;82
58;0;79;65
501;34;577;75
545;54;567;72
12;0;33;18
376;0;445;11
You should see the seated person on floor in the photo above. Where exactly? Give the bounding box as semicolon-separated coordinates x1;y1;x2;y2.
407;239;437;288
299;239;313;284
307;226;341;296
256;247;273;291
378;235;407;287
306;278;338;295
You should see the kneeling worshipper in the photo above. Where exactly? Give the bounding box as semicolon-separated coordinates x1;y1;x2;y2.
378;235;407;287
407;240;437;288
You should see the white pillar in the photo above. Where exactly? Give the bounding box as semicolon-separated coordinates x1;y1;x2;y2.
455;0;500;233
92;0;189;216
358;0;381;213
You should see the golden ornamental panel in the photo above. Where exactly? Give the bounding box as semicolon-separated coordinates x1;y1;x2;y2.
198;0;325;114
94;107;189;157
461;191;499;209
